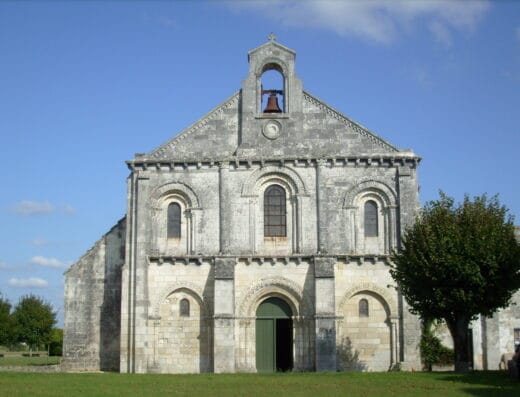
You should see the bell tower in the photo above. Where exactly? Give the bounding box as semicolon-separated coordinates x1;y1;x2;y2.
238;34;303;155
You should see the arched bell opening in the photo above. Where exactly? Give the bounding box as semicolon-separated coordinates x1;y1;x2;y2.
255;296;293;372
260;65;285;113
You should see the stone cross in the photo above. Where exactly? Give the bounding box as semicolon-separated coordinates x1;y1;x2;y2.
268;32;276;42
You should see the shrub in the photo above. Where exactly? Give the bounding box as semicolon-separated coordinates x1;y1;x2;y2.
420;319;454;371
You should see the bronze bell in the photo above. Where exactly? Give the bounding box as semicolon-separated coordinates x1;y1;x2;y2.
264;92;282;113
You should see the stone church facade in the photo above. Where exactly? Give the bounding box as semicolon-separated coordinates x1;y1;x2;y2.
62;38;519;373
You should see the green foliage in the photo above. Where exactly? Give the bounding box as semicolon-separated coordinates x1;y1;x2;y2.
391;192;520;371
420;320;454;370
49;328;63;356
11;295;56;350
0;293;12;346
336;337;366;371
391;192;520;321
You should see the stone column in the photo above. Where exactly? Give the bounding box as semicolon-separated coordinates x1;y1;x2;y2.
389;316;401;367
314;256;337;371
213;257;236;373
315;159;327;253
219;162;232;254
248;197;257;254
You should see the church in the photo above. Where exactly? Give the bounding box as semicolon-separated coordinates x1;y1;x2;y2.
62;37;519;373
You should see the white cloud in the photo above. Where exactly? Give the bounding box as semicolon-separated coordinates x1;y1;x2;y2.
158;16;177;28
31;238;49;246
30;256;68;268
410;65;433;89
0;262;11;270
227;0;490;44
12;201;76;216
8;277;48;288
13;200;54;216
62;204;76;215
429;19;452;47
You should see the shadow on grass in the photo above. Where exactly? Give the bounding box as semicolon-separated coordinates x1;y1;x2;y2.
437;371;520;397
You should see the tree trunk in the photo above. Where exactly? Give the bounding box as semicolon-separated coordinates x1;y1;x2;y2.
446;316;471;373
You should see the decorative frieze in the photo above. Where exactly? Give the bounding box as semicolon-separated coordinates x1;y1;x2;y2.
148;256;211;266
127;155;420;172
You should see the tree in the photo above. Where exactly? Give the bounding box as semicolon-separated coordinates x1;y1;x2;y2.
12;294;57;354
48;328;63;356
0;293;12;347
391;192;520;372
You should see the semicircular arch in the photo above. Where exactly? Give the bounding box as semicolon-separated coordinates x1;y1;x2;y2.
256;58;289;77
338;283;397;318
149;181;201;209
343;179;397;209
241;166;307;197
238;276;312;318
151;281;210;319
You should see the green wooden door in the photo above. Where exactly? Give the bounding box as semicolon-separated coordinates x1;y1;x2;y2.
256;297;293;373
256;318;275;373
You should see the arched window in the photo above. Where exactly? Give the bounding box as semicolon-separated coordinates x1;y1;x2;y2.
180;298;190;317
167;202;181;238
364;200;378;237
359;298;369;317
261;66;284;113
264;185;286;237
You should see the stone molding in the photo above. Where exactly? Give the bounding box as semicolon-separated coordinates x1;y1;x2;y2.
254;56;289;76
127;156;420;172
241;165;308;197
147;256;212;266
151;281;211;319
237;276;313;318
149;181;201;209
337;282;398;318
342;178;398;209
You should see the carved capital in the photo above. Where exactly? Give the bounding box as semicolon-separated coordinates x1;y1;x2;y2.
215;257;236;279
314;256;335;278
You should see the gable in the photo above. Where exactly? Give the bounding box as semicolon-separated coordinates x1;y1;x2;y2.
149;92;240;161
300;91;399;155
142;89;403;162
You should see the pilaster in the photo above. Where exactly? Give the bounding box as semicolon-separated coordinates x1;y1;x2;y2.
213;257;236;373
219;162;231;254
314;256;337;371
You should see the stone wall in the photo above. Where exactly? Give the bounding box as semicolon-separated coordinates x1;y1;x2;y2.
62;218;125;371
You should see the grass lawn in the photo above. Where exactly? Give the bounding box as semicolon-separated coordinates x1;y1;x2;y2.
0;356;61;366
0;371;518;397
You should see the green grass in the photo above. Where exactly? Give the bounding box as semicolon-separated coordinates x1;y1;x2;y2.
0;371;518;397
0;356;61;366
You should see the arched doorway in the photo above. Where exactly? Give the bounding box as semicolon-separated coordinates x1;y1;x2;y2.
256;297;293;372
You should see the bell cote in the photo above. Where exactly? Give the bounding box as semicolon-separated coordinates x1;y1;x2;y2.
238;35;303;153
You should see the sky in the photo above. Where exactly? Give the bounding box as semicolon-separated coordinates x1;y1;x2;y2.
0;0;519;326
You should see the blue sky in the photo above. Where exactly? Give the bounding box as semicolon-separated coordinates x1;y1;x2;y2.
0;0;519;325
